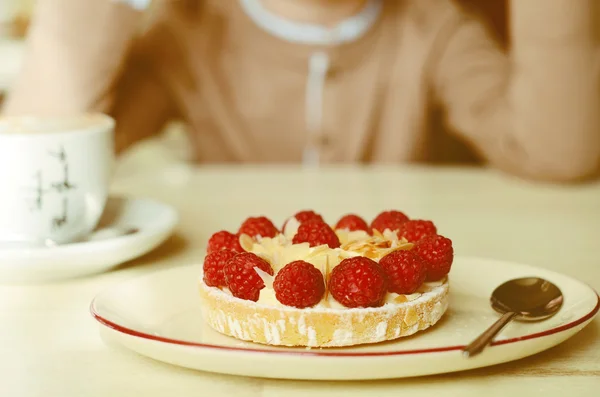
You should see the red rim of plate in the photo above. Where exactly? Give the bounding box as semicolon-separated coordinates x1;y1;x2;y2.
90;292;599;357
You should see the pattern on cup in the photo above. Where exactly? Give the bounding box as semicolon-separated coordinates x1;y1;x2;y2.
23;145;77;230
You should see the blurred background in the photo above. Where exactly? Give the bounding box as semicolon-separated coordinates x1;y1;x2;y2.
0;0;508;171
0;0;31;96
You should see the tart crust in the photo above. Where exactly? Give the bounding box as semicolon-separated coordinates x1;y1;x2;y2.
198;278;449;347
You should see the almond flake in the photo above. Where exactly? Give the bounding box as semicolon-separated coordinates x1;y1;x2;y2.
372;229;384;239
374;241;391;249
239;234;255;251
271;251;282;270
382;229;398;241
403;308;418;326
306;245;329;258
282;217;300;240
393;295;408;304
323;255;331;302
384;244;413;256
345;241;365;251
254;267;274;289
405;292;421;301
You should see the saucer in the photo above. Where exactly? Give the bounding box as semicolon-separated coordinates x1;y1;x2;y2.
0;196;178;283
91;257;599;380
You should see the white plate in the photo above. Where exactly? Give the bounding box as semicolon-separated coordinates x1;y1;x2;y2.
91;257;599;380
0;196;178;283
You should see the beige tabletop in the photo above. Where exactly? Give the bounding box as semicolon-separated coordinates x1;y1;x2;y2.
1;149;599;396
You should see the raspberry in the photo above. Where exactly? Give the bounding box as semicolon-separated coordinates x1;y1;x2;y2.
334;214;370;233
282;210;324;230
371;210;409;233
293;210;324;224
207;230;244;254
379;250;426;294
414;235;454;281
329;256;388;308
397;220;437;242
239;216;279;239
223;252;274;301
292;220;341;248
273;260;325;308
203;250;237;287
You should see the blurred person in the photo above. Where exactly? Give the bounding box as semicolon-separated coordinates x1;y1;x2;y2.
3;0;600;182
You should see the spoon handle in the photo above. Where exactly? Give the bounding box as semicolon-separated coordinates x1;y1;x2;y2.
463;312;517;358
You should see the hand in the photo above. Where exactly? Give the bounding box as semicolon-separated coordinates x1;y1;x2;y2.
4;0;149;116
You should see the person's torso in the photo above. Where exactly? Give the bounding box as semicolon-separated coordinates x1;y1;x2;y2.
146;0;477;164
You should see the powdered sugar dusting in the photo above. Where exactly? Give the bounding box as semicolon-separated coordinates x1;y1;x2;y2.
262;318;272;342
307;327;317;346
277;319;286;332
297;315;307;335
269;322;281;345
333;329;353;345
376;321;388;338
227;316;242;338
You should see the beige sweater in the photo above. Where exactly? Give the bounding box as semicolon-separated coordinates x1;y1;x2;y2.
4;0;600;181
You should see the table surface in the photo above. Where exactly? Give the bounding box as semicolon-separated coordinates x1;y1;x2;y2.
1;153;599;396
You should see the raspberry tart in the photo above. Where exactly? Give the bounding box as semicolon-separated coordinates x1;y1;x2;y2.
198;211;452;347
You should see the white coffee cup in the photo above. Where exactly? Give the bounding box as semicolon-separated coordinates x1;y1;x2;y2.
0;114;114;245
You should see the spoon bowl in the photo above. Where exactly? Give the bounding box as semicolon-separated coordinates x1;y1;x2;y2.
491;277;564;321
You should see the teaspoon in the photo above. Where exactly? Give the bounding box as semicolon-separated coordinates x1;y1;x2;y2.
463;277;563;358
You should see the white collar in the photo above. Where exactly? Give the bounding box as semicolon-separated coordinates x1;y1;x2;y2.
239;0;383;45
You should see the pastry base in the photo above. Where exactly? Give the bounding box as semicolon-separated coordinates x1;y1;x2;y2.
198;279;449;347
